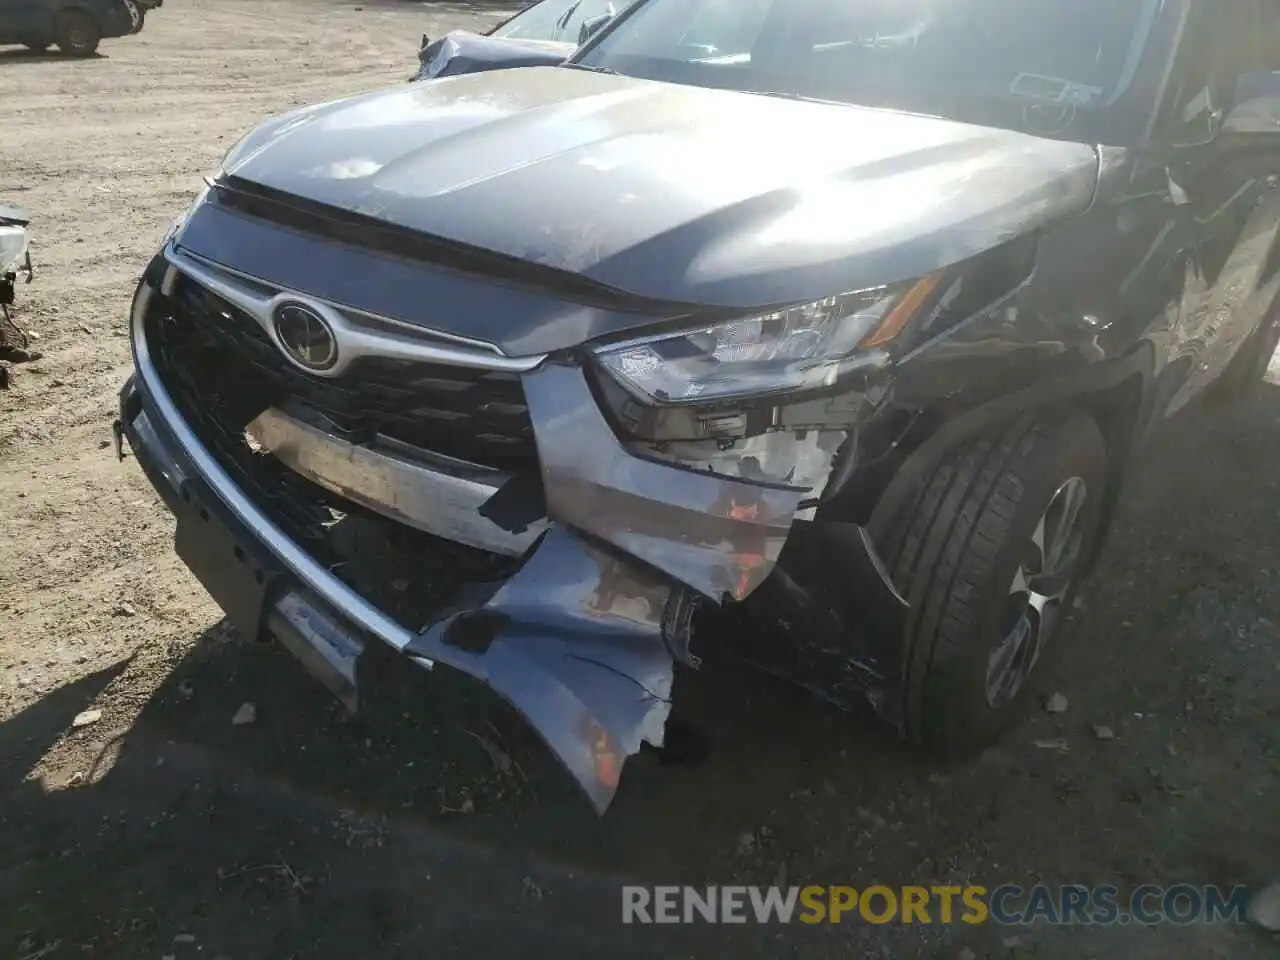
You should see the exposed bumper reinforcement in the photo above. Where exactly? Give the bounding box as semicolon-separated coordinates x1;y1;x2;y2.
245;406;548;557
268;590;367;713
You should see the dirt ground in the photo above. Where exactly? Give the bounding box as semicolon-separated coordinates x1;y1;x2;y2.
0;2;1277;957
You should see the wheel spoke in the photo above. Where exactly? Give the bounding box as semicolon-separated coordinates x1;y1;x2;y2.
1043;477;1087;576
1027;515;1047;577
1008;563;1031;597
986;616;1029;705
989;474;1089;709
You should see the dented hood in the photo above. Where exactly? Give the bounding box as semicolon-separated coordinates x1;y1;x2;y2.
414;31;574;81
222;67;1099;308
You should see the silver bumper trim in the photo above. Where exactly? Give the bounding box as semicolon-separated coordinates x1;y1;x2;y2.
162;243;548;376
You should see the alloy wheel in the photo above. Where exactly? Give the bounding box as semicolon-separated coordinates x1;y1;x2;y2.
985;476;1088;708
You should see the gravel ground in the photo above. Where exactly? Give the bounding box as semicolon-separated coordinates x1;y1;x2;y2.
0;3;1277;958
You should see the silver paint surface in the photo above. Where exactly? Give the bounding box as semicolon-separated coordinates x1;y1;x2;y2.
220;68;1100;308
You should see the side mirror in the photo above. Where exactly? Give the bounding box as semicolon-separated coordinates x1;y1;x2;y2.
1221;71;1280;149
578;12;613;45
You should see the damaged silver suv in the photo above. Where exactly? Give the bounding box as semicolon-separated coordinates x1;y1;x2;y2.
118;0;1280;810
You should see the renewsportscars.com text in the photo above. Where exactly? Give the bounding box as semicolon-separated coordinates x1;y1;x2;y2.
621;884;1253;926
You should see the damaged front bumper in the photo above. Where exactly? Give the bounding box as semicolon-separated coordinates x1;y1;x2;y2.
120;251;903;812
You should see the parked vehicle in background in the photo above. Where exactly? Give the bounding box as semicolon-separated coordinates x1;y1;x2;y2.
0;204;36;384
0;0;157;56
126;0;163;35
122;0;1280;813
413;0;628;82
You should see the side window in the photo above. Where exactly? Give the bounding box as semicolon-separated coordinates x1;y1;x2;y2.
1163;2;1263;145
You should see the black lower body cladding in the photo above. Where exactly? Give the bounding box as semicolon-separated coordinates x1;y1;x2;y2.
121;246;898;811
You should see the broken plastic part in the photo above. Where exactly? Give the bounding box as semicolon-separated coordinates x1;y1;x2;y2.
632;429;845;493
522;362;810;602
407;525;679;813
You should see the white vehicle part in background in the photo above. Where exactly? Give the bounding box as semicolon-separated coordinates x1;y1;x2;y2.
0;224;27;275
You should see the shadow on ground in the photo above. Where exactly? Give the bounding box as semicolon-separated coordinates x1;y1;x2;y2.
3;388;1279;958
0;50;106;65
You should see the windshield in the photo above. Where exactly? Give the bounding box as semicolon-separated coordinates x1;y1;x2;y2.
576;0;1166;142
494;0;621;43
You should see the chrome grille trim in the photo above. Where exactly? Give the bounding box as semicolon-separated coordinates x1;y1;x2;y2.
162;243;548;375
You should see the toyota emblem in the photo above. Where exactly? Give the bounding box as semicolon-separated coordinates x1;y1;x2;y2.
273;302;338;372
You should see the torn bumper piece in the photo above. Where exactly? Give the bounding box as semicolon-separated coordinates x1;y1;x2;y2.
408;526;682;812
120;298;814;810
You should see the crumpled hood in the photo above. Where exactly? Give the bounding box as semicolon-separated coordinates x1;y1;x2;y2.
222;68;1100;308
415;31;573;81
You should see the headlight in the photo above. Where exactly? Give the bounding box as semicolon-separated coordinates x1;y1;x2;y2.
592;273;945;405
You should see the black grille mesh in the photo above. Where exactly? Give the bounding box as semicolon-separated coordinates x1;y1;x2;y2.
143;275;521;628
157;275;537;468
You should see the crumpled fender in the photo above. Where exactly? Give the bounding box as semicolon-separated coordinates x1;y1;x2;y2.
521;363;810;603
407;362;815;812
406;525;681;813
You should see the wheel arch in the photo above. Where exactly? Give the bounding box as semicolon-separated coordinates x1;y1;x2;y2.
866;346;1156;569
53;3;104;25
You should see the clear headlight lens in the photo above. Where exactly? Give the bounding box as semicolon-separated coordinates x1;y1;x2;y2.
592;275;942;405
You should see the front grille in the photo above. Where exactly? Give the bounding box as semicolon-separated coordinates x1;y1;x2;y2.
157;273;537;470
143;274;522;629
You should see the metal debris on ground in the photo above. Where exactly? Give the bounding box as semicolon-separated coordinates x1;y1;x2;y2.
1091;724;1116;741
231;702;257;726
1045;692;1069;713
114;601;137;617
71;709;102;728
1032;738;1070;753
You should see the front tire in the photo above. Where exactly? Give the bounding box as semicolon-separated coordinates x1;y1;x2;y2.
54;10;101;56
882;412;1108;757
